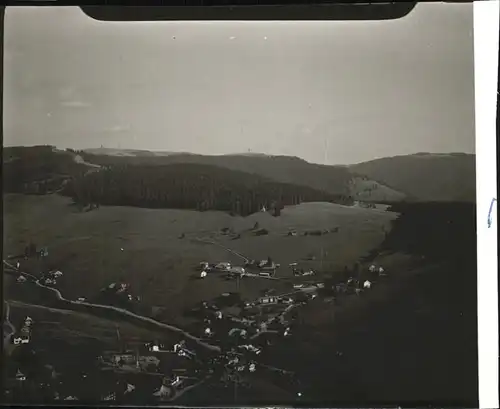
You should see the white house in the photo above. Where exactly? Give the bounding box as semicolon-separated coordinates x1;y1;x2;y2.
15;370;26;381
200;271;207;278
369;264;377;273
215;262;231;271
258;296;278;304
173;341;186;353
363;280;372;289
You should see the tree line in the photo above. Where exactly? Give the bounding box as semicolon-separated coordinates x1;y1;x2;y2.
61;163;354;216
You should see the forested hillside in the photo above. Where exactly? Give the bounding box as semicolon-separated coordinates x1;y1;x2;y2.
60;163;353;216
381;201;476;264
3;146;87;194
80;150;353;196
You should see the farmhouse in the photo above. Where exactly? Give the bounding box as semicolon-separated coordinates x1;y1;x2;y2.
258;296;279;305
13;336;29;345
228;266;246;276
228;328;248;338
215;262;231;271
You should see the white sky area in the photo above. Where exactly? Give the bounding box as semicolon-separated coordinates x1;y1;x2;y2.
3;4;475;165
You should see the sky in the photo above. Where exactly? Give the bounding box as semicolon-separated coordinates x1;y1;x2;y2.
3;4;475;165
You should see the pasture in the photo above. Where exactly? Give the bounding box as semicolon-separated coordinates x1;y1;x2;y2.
3;194;398;327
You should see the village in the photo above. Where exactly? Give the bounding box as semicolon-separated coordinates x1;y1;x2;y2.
3;237;387;403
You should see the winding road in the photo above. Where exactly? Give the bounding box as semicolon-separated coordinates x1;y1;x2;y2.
3;260;221;353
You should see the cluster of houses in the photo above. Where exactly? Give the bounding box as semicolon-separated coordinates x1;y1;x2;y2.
40;270;63;286
13;316;33;345
5;243;388;403
289;263;316;277
199;257;280;280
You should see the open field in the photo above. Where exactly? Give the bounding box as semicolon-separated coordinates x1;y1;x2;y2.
2;300;194;402
3;194;397;327
7;300;176;351
2;193;478;406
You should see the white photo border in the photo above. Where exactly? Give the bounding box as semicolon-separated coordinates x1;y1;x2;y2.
474;1;499;408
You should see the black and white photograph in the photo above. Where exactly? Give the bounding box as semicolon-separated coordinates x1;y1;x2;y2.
1;3;488;407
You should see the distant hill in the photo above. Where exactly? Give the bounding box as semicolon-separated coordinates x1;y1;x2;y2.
83;147;191;157
4;146;475;204
80;149;353;197
349;153;475;202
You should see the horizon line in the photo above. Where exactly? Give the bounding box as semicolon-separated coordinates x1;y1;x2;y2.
3;143;475;167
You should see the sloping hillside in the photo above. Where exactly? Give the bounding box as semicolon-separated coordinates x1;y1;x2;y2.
349;153;475;202
2;146;89;194
348;176;408;202
80;149;352;196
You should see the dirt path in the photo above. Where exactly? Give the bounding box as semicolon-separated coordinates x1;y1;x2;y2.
191;238;282;281
192;238;249;263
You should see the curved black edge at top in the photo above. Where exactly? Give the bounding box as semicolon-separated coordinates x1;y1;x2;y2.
79;3;417;22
